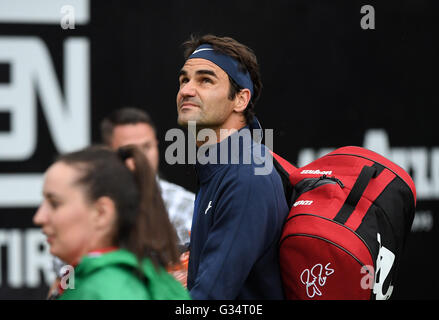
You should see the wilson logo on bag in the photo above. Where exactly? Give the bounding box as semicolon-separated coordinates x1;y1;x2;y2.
272;146;416;300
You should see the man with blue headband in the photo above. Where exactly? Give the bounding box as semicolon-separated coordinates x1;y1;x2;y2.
176;34;289;299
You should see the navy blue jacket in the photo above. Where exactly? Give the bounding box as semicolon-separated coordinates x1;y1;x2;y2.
187;123;289;299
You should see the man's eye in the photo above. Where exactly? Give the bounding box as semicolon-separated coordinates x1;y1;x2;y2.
48;199;60;209
179;77;189;85
202;78;213;83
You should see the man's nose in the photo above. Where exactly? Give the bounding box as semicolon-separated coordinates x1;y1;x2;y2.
179;80;196;97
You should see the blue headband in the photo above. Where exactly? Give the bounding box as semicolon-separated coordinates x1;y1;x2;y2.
187;44;254;96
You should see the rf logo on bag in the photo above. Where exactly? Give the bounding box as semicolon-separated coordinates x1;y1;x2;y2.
300;263;335;298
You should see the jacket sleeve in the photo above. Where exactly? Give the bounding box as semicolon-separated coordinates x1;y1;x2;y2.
189;168;283;299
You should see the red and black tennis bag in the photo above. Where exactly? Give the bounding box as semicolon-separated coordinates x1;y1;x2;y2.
272;146;416;300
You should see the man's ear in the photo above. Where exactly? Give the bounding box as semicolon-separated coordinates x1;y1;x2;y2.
93;196;117;231
233;88;251;113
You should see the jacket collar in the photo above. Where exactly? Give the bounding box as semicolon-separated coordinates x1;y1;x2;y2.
194;117;263;184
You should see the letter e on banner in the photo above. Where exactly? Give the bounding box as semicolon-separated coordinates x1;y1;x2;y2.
0;37;89;161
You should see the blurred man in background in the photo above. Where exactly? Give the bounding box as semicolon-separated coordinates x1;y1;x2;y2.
101;107;194;246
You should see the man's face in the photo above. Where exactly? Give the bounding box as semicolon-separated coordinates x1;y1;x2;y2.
110;123;159;173
176;58;236;130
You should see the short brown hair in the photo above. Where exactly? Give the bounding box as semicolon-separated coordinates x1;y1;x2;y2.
100;107;156;146
182;34;262;124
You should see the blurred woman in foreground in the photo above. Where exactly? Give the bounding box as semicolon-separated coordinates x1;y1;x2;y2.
33;145;190;300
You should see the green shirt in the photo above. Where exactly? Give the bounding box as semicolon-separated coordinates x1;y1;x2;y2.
59;249;191;300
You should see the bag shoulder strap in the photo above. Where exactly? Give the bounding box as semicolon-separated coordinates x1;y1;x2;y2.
334;163;384;224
